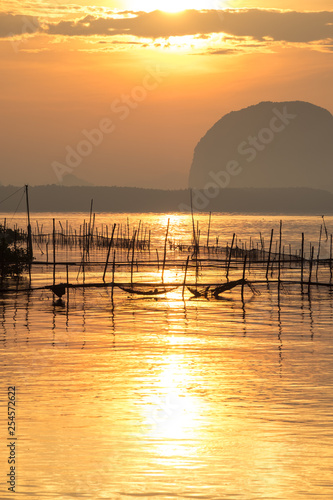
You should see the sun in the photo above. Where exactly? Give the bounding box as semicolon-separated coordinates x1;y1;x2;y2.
128;0;217;13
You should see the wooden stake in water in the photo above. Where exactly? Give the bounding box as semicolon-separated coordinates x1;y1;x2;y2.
266;228;274;280
330;235;333;283
82;253;85;284
308;246;314;294
316;224;322;282
161;218;170;284
207;211;212;249
278;220;282;283
259;232;264;252
226;233;235;280
89;199;93;237
156;249;160;270
322;215;328;240
111;250;116;302
301;232;304;286
130;230;137;286
137;220;141;250
52;218;56;285
25;185;33;261
103;223;116;282
92;213;96;245
241;254;247;302
182;256;190;299
190;189;197;250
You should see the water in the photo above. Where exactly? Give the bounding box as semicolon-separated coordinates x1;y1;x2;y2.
0;213;333;500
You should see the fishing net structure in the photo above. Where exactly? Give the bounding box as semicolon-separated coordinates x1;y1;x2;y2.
187;279;260;298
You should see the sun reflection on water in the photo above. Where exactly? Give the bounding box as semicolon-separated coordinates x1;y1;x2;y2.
138;352;202;464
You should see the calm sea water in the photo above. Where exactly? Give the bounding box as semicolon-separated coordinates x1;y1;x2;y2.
0;213;333;500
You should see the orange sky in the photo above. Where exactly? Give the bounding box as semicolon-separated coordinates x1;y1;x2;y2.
0;1;332;188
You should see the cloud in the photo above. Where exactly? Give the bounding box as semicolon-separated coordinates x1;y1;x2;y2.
44;9;333;43
222;9;333;43
205;48;238;55
0;12;40;37
1;8;333;56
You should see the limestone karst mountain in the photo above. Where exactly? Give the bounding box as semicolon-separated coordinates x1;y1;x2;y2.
189;101;333;193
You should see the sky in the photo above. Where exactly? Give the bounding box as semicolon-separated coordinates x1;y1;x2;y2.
0;1;332;188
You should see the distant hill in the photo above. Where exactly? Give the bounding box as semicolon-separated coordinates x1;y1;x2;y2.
61;174;94;186
0;185;332;214
189;101;333;193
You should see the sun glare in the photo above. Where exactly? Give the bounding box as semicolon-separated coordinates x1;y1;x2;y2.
128;0;217;13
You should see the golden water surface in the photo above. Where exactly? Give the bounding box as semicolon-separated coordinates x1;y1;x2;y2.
0;213;332;500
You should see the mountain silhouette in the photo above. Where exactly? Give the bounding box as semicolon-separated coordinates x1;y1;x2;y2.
189;101;333;193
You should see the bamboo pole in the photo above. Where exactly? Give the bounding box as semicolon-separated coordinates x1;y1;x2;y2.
308;246;314;294
182;256;190;299
89;199;93;237
52;218;56;286
25;185;33;261
207;211;211;249
301;232;304;286
111;250;116;302
278;220;282;282
130;230;137;286
190;189;197;250
156;249;160;270
259;232;264;252
226;233;235;280
161;218;170;284
103;223;116;282
316;225;322;281
82;254;85;284
137;220;141;250
241;254;247;301
266;228;274;280
330;235;333;283
91;212;96;243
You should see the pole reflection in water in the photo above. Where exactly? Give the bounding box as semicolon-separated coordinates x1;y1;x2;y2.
277;284;283;376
